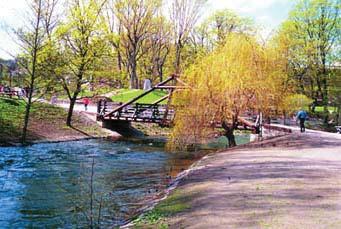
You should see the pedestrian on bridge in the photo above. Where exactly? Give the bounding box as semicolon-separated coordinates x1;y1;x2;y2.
296;109;308;133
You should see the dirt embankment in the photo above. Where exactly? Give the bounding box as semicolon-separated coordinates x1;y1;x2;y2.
0;98;119;146
140;131;341;229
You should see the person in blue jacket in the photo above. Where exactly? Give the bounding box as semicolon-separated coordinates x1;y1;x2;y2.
296;110;308;133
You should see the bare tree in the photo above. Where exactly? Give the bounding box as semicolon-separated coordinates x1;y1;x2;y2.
14;0;59;144
105;0;124;76
170;0;206;73
149;16;172;82
114;0;161;89
139;15;172;83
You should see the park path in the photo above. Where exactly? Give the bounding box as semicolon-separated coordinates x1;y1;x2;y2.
56;101;98;114
167;129;341;229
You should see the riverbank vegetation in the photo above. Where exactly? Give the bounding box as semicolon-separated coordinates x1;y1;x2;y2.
134;189;191;228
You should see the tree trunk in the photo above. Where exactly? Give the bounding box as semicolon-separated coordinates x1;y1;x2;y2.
175;41;182;74
22;97;32;144
222;121;237;148
66;81;81;126
321;64;329;124
129;69;138;89
298;75;305;94
226;130;236;147
310;79;315;99
66;95;77;126
22;40;38;144
321;50;329;112
117;50;122;72
159;66;163;83
129;56;138;89
22;60;36;144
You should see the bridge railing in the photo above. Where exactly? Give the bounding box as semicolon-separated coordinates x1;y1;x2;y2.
97;100;174;124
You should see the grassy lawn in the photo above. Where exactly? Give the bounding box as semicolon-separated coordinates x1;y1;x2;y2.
0;97;107;145
0;98;26;143
314;106;338;113
111;89;168;104
56;88;169;104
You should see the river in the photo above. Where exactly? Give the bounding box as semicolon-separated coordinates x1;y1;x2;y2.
0;136;249;227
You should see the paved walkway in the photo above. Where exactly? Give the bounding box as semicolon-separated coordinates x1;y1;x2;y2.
168;130;341;228
56;101;98;114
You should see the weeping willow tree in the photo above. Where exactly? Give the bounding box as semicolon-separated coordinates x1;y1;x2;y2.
168;34;291;150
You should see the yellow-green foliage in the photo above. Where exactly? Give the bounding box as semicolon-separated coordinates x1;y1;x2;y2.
168;33;290;150
282;94;313;114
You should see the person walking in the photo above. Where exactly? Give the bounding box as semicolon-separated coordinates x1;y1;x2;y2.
50;94;58;105
296;109;308;133
83;97;90;111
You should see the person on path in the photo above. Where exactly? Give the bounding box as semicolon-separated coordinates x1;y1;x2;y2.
83;97;90;111
50;94;58;105
17;87;24;99
296;109;308;133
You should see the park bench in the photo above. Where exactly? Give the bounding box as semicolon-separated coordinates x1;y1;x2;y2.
336;126;341;134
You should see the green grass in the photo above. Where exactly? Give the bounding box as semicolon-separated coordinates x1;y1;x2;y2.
0;97;107;144
314;106;338;113
111;89;168;104
0;97;70;144
0;98;26;143
57;87;169;104
134;190;191;228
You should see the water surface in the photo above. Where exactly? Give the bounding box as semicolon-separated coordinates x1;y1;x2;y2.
0;139;200;228
0;135;249;227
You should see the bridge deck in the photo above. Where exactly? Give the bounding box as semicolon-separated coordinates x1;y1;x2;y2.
97;75;181;126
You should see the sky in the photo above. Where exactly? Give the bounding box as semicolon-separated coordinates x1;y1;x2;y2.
0;0;295;60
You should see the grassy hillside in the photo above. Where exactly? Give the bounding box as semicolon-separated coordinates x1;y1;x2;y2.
0;97;108;145
111;89;168;104
0;98;25;143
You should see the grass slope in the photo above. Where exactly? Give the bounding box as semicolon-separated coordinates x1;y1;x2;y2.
0;97;107;145
111;89;168;104
134;190;191;228
0;98;25;144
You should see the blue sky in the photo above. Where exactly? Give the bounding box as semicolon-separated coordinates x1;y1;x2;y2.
208;0;295;37
0;0;295;59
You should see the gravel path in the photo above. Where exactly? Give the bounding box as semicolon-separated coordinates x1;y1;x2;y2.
168;129;341;228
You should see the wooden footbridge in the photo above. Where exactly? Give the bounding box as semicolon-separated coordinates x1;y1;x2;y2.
95;74;292;135
96;74;186;127
96;74;263;134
